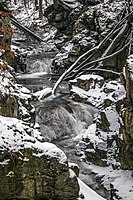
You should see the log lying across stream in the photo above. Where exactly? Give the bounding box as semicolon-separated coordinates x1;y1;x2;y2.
9;16;44;42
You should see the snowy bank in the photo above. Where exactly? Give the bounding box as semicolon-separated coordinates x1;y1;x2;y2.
78;178;106;200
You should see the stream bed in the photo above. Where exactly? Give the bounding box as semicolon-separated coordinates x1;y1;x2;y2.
17;71;110;199
16;49;133;200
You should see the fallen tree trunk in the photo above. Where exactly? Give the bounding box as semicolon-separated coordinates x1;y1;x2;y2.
9;16;44;42
74;39;132;75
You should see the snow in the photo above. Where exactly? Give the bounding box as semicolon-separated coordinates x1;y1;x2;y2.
69;162;79;169
112;172;133;200
76;104;122;166
127;55;133;67
0;116;67;164
78;178;106;200
87;164;133;200
5;1;132;200
60;0;80;9
127;55;133;80
105;105;120;133
20;86;30;94
34;87;52;100
0;49;4;56
83;124;103;148
63;43;74;52
32;142;67;164
70;79;125;108
69;169;76;178
0;69;32;100
78;74;104;81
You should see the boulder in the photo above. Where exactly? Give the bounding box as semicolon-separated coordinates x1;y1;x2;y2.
44;0;81;31
71;74;104;91
0;68;35;124
70;76;125;108
74;76;125;168
0;116;79;200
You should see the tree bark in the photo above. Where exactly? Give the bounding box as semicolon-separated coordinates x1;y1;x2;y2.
23;0;27;8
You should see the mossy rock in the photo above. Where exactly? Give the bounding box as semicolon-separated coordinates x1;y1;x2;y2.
0;147;79;200
0;94;18;117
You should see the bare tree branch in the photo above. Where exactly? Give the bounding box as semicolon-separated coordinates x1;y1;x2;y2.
64;39;132;81
75;39;133;76
51;12;133;95
97;22;131;68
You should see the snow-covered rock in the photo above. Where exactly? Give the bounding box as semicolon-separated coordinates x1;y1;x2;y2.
0;69;35;124
0;115;79;200
49;0;126;74
70;75;125;108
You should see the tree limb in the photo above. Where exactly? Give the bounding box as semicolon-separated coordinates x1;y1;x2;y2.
51;12;133;95
64;39;132;81
97;22;130;68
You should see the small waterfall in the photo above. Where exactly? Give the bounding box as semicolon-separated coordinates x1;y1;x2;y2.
27;58;52;74
35;98;98;142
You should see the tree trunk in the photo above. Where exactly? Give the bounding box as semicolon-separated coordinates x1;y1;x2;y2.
35;0;38;10
39;0;43;19
23;0;27;8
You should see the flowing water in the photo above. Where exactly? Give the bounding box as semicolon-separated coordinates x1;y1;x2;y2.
17;54;110;199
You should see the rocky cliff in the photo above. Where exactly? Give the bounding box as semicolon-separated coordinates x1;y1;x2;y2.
120;55;133;169
45;0;128;75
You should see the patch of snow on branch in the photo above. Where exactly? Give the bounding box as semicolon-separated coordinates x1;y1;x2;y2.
78;74;104;81
34;87;52;100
